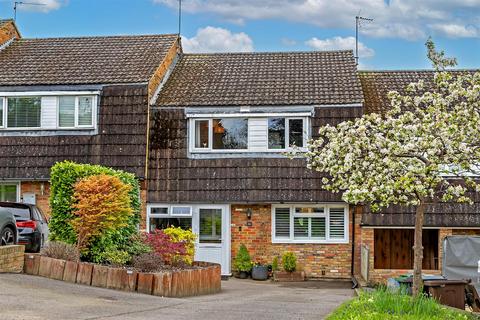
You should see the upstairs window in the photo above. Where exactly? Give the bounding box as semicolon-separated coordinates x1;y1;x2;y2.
58;96;94;128
190;116;308;153
272;204;348;243
0;93;97;131
192;118;248;151
7;97;41;128
268;117;305;150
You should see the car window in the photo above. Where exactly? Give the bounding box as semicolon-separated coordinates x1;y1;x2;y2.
34;208;46;223
0;206;31;220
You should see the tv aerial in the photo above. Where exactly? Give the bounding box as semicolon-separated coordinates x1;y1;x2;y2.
14;1;46;21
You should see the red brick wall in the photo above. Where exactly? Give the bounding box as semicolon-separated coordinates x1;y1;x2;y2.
231;204;353;279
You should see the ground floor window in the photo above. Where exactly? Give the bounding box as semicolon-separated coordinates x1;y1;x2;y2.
147;205;193;232
271;204;349;243
0;183;19;202
374;229;439;270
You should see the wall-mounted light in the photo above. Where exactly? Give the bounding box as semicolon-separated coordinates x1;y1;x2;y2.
246;208;252;220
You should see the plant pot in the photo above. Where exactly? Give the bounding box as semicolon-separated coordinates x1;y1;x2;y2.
252;265;269;281
237;271;249;279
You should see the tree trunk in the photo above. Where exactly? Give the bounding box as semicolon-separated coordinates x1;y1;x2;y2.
412;201;425;297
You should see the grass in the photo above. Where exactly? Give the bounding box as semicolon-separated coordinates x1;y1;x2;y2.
327;287;479;320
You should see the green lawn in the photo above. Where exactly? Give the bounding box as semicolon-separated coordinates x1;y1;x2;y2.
327;288;478;320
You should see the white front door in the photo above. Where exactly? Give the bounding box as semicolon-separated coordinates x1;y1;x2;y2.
193;205;230;275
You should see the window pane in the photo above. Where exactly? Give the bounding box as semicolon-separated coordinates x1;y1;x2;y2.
7;97;41;128
171;206;191;215
329;208;346;239
195;120;209;148
294;217;309;239
59;96;75;127
149;217;192;232
78;97;93;126
268;118;285;149
275;207;290;238
311;217;326;239
0;98;3;127
151;207;168;215
295;207;324;214
0;185;17;202
212;118;248;150
199;208;222;243
289;119;304;147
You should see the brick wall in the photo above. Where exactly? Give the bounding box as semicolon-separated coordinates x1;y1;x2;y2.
20;181;51;217
0;245;24;273
354;227;480;284
0;20;20;47
231;204;353;279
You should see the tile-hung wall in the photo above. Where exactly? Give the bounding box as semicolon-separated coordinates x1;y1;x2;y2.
0;92;98;131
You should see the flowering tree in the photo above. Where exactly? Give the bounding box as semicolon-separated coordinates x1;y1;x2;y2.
305;40;480;296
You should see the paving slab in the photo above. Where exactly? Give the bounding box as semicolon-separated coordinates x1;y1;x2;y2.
0;273;353;320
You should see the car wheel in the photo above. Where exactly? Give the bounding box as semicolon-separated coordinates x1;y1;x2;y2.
0;227;15;246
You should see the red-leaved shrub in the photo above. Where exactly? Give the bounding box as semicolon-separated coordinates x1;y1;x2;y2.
143;230;187;265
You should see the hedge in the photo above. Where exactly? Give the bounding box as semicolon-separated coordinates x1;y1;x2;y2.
49;161;141;260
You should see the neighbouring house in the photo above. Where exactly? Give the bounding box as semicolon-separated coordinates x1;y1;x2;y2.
148;51;364;276
355;70;480;284
0;19;180;217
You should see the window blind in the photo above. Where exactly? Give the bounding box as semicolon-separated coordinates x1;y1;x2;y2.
329;208;345;239
7;97;41;128
275;207;290;238
59;96;75;127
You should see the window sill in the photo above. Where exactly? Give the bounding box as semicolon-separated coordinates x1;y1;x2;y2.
271;239;349;245
189;152;306;159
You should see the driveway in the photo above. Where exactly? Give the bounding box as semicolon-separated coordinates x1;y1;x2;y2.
0;273;353;320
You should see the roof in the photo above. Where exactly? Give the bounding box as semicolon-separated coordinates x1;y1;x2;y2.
359;69;480;114
155;50;363;107
0;34;178;86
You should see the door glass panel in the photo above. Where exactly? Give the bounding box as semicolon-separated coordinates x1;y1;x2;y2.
199;208;222;243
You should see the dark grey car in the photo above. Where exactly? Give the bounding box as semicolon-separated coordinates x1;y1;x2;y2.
0;208;17;246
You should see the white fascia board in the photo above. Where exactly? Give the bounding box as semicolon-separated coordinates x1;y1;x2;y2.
187;112;312;118
0;91;101;96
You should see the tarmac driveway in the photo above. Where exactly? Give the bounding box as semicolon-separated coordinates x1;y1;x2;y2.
0;273;353;320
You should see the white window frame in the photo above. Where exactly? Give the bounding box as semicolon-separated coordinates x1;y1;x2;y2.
57;96;96;129
146;204;193;231
189;115;310;153
0;91;99;131
0;98;4;129
0;181;20;202
190;118;250;153
271;204;349;244
5;96;43;129
267;117;309;152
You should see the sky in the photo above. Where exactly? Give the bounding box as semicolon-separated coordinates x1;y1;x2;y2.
0;0;479;70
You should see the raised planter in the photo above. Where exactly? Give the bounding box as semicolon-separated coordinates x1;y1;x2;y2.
23;254;221;298
273;271;306;282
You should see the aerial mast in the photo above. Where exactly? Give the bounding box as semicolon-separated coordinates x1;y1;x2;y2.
355;15;373;66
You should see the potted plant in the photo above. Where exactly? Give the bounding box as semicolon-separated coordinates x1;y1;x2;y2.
273;251;306;282
251;261;269;281
233;244;252;279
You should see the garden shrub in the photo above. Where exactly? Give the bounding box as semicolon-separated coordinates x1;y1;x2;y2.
48;161;140;262
132;252;164;272
144;230;188;266
72;174;133;251
101;247;131;267
163;226;196;265
272;256;279;271
234;244;252;272
282;251;297;272
40;241;80;262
